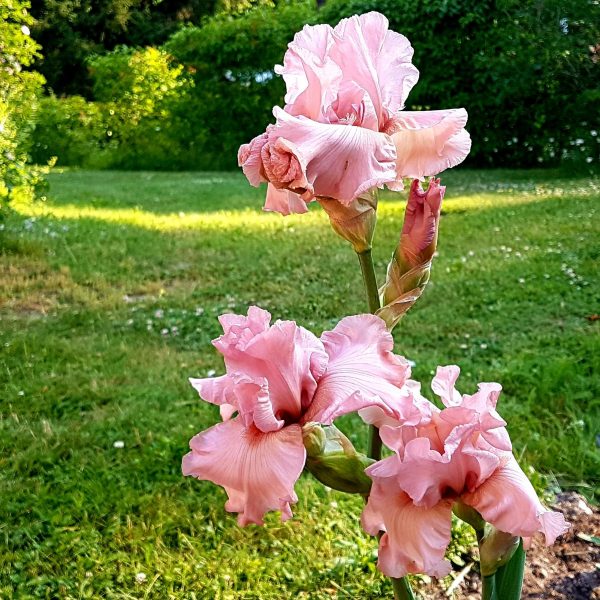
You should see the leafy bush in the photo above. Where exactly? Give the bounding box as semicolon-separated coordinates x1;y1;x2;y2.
320;0;600;169
88;46;193;170
30;96;109;167
32;46;193;170
29;0;219;96
0;0;51;218
165;0;318;170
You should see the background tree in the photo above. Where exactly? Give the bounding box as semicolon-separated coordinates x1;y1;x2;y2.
28;0;218;96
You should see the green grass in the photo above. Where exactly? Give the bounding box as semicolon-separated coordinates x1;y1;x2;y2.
1;168;598;598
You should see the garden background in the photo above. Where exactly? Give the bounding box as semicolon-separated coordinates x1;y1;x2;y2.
1;0;599;598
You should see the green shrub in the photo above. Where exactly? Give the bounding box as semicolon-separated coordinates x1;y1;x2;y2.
165;0;318;170
31;96;109;167
32;46;193;170
89;46;192;170
0;0;51;217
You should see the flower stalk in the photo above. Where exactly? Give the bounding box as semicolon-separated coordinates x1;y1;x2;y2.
356;247;416;599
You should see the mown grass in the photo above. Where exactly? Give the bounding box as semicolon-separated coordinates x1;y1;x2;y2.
1;168;598;599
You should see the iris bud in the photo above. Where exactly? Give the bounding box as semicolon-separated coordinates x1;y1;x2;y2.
302;422;374;495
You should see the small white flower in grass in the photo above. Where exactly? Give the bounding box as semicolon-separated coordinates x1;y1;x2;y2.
207;369;216;377
480;343;488;350
18;390;25;396
407;359;416;368
518;278;526;284
194;307;204;316
459;343;468;349
154;309;164;318
160;328;169;336
113;440;125;449
135;572;147;584
21;25;30;35
85;571;93;579
586;157;593;163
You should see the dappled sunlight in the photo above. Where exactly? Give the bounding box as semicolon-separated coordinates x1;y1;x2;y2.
13;201;324;232
13;185;594;233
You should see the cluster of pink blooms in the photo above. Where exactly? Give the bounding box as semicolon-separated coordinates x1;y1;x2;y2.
183;11;569;580
183;308;568;576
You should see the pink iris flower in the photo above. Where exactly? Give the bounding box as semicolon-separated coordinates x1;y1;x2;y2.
182;306;412;525
362;365;570;578
238;12;471;215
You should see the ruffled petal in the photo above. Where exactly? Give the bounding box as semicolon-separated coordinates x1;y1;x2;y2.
461;456;570;544
305;314;410;424
182;419;306;526
387;108;471;180
189;374;234;411
216;305;271;355
264;184;309;216
265;108;397;204
362;476;453;578
431;365;462;407
331;12;419;127
212;307;328;424
276;23;342;122
359;379;436;429
229;374;283;433
238;131;269;186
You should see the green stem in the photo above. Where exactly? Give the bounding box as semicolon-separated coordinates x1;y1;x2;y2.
481;574;496;600
392;577;416;600
356;249;383;461
357;249;415;600
357;249;381;314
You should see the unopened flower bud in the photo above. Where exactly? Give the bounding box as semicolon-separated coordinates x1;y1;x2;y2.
377;178;445;330
302;422;374;495
479;526;520;577
318;190;378;253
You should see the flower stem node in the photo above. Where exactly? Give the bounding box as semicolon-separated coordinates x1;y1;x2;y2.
302;422;375;495
479;526;520;577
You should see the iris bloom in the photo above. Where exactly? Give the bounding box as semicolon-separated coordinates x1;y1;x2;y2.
362;365;570;578
238;12;471;215
182;306;413;525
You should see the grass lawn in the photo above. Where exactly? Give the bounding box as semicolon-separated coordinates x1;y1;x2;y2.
1;168;598;598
